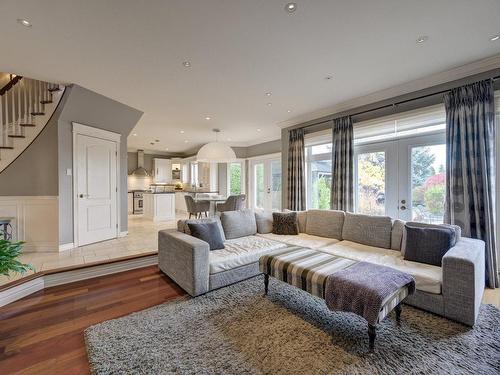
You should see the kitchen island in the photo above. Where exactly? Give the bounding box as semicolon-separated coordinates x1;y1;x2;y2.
143;192;175;222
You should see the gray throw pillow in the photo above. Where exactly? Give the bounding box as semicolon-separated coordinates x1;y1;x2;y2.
187;222;225;250
272;212;299;235
220;209;257;239
401;222;460;256
177;217;226;241
255;211;273;234
403;224;455;266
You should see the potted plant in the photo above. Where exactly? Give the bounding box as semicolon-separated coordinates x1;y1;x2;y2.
0;238;34;277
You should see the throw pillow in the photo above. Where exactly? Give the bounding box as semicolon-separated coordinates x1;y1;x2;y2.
403;224;455;266
220;209;257;239
187;222;225;250
401;222;460;257
177;217;226;241
255;211;273;234
272;212;299;235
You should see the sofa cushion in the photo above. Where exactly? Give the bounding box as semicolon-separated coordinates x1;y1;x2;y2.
403;224;455;267
305;210;345;239
255;211;273;234
272;212;299;235
257;233;339;249
318;240;442;294
220;209;257;239
177;217;226;241
342;212;392;249
401;222;461;256
187;222;225;250
284;209;307;233
391;219;406;251
209;235;287;274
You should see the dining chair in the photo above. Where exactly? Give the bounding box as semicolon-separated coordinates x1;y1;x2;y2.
216;194;246;212
185;195;210;218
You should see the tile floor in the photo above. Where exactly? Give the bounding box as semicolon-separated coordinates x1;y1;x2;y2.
0;214;183;286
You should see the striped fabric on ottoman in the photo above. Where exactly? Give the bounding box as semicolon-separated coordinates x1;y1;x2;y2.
259;247;411;350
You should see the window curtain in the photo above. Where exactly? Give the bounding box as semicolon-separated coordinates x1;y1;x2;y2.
287;128;306;210
330;116;354;211
444;80;498;288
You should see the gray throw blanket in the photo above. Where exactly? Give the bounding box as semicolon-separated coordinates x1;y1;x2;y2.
324;262;415;325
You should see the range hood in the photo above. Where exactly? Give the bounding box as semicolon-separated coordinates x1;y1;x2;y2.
129;150;150;177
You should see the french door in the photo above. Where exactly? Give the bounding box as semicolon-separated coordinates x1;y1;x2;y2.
354;133;446;223
249;156;282;211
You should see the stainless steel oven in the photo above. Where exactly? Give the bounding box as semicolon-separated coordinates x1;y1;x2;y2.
133;191;144;214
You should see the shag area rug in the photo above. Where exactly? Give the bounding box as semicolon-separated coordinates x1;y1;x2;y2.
85;276;500;374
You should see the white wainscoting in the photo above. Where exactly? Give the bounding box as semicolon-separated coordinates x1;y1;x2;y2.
0;196;58;252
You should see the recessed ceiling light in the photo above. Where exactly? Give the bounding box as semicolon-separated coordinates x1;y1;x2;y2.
227;138;231;141
184;140;189;143
325;75;333;80
267;103;272;106
285;3;297;13
180;130;185;134
416;35;428;43
490;34;500;41
17;18;32;27
182;61;191;67
205;116;211;120
287;110;292;113
257;128;261;132
265;92;272;96
165;148;169;151
132;133;137;136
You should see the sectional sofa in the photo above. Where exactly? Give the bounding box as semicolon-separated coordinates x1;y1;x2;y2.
158;209;485;326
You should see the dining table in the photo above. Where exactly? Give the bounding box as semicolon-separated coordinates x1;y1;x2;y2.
193;196;227;217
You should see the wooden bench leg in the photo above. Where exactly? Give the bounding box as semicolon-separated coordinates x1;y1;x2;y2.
368;324;376;351
264;274;269;296
395;303;402;325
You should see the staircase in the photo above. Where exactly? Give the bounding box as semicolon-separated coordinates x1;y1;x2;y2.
0;73;65;173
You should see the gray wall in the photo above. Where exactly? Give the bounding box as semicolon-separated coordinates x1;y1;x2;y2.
0;89;68;195
58;85;143;244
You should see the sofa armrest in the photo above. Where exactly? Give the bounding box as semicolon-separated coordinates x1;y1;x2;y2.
158;229;210;297
442;237;485;326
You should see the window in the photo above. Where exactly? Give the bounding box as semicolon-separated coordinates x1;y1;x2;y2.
228;162;243;195
305;135;332;209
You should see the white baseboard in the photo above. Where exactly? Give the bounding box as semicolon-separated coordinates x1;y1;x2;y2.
59;243;75;251
118;231;128;237
0;277;45;308
0;255;159;307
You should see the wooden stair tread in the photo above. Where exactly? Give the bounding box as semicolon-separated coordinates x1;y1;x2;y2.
48;87;60;92
31;112;45;116
40;100;53;104
8;135;26;138
0;146;14;149
20;123;36;127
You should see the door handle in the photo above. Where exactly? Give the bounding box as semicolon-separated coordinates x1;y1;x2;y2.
400;205;406;211
79;194;89;198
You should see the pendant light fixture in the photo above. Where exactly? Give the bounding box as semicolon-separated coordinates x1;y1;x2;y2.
196;129;236;162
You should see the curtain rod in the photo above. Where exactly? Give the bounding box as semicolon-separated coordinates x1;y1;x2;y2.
302;75;500;130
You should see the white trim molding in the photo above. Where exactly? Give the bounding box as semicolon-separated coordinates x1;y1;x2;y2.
72;122;122;143
0;196;59;252
119;231;128;237
59;243;75;251
0;277;45;308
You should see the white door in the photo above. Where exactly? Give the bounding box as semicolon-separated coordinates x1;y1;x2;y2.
250;157;282;211
76;134;118;246
354;133;446;223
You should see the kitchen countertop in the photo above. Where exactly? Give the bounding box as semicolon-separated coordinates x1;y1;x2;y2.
143;191;175;194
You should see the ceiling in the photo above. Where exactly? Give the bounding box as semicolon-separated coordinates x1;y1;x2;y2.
1;0;499;153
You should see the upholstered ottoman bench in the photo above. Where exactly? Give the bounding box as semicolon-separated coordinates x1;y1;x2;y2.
259;247;415;350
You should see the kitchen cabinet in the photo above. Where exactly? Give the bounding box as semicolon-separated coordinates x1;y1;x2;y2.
198;162;218;191
175;192;188;214
154;158;172;183
143;193;175;222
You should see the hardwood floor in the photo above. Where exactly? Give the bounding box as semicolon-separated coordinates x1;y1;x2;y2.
0;266;185;375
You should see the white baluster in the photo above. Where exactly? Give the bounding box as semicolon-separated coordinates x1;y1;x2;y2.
17;81;22;135
0;94;4;146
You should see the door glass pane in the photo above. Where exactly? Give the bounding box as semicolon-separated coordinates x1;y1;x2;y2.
411;145;446;223
309;158;332;209
357;152;385;215
254;163;264;209
270;160;282;210
229;163;242;195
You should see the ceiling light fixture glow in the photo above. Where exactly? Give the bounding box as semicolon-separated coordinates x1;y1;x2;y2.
17;18;32;27
180;130;185;134
182;61;191;67
416;35;428;43
265;92;272;96
132;133;137;136
285;3;297;13
287;110;292;113
267;103;272;106
196;129;236;162
490;34;500;41
205;116;211;120
257;128;261;132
